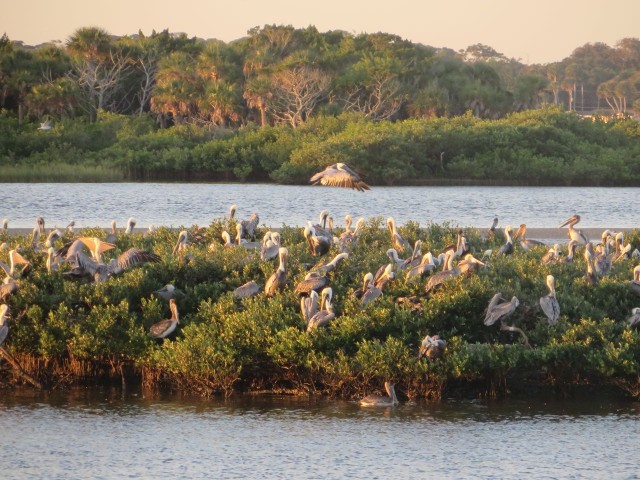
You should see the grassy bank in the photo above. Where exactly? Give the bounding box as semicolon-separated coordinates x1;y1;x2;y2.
2;218;640;400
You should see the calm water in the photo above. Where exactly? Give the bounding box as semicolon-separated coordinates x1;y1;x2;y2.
1;183;639;229
1;389;639;479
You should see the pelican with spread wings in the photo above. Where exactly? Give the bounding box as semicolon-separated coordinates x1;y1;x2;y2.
309;163;370;191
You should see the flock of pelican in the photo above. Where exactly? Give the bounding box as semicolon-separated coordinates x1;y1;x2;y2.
2;164;640;405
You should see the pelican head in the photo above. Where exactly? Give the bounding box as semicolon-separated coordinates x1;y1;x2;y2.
546;274;556;292
36;216;45;234
125;217;137;234
229;204;237;220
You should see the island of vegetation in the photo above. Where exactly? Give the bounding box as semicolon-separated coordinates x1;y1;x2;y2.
1;217;640;401
1;27;639;185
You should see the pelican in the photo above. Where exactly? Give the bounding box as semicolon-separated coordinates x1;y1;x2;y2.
30;227;43;251
36;216;45;235
405;252;436;282
541;244;560;265
374;263;395;290
539;275;560;325
628;308;640;328
402;240;423;269
304;226;330;256
155;284;176;301
307;287;335;332
44;229;62;248
64;251;108;282
106;221;117;243
359;381;398;407
260;232;281;261
149;299;179;339
66;220;75;234
584;243;599;286
559;214;588;244
233;280;261;299
172;230;189;255
0;304;9;346
443;230;468;259
314;252;348;274
488;216;498;240
301;290;319;323
387;248;406;269
353;272;374;300
310;163;370;191
78;237;116;263
294;272;329;296
107;248;161;275
312;210;331;237
125;217;137;234
235;223;261;249
456;254;486;276
239;213;260;240
229;204;237;221
425;250;456;294
360;277;383;305
513;224;546;251
497;226;514;255
564;240;579;263
37;119;53;131
265;247;288;297
46;247;60;273
221;231;234;248
387;217;410;253
484;294;529;346
628;265;640;296
2;219;7;231
0;280;18;302
338;218;365;251
0;249;30;278
418;334;446;360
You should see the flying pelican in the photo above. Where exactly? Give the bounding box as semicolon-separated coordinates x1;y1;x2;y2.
497;226;514;256
559;214;588;244
304;226;331;256
265;247;288;297
513;224;546;251
314;252;348;274
154;284;176;301
149;299;179;339
0;304;9;346
233;280;261;299
294;272;329;296
301;290;319;324
306;287;335;332
418;334;446;360
310;163;370;191
125;217;137;234
359;381;399;407
539;275;560;325
387;217;410;253
405;252;437;282
484;294;529;346
628;308;640;328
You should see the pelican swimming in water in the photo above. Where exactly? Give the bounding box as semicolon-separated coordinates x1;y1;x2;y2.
418;334;446;360
310;163;370;191
306;287;335;332
233;280;261;299
484;294;529;346
513;224;546;251
149;299;179;339
497;226;514;256
301;290;319;324
628;308;640;328
265;247;288;297
559;214;588;244
387;217;410;253
0;304;9;346
359;381;399;407
539;275;560;325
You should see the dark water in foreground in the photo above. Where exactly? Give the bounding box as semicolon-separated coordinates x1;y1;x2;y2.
1;388;639;479
2;183;639;229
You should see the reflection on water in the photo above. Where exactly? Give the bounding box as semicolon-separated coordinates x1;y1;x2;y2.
1;388;639;479
2;183;640;229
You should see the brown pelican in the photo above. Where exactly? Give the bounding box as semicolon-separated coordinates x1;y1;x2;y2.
65;251;109;282
0;304;9;346
484;294;529;346
314;252;348;274
456;254;486;276
387;248;406;269
311;210;331;237
0;249;30;278
0;280;18;302
513;224;546;251
46;247;60;273
239;213;260;240
235;223;261;249
442;230;468;259
402;240;423;269
149;299;179;339
66;221;75;234
172;230;189;255
44;229;62;248
155;284;176;301
294;272;329;296
541;244;560;265
233;280;261;299
628;308;640;328
78;237;116;263
584;243;599;286
418;334;446;360
361;277;383;305
488;217;498;240
612;233;631;263
229;204;237;221
338;218;365;252
106;221;118;243
539;275;560;325
301;290;319;324
359;381;398;407
260;232;281;261
310;163;370;191
125;217;137;234
2;219;7;231
564;240;579;263
107;248;161;276
425;250;457;294
265;247;288;297
628;265;640;296
497;226;514;256
353;272;374;300
307;287;335;332
221;231;234;248
36;216;45;235
559;214;588;244
304;226;331;256
387;217;410;253
373;263;395;291
405;252;436;282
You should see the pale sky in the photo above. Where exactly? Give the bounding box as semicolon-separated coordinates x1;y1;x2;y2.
5;0;639;64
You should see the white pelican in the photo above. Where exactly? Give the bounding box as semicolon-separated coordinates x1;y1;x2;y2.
265;247;288;297
559;214;588;244
310;163;370;191
359;381;398;407
307;287;335;332
539;275;560;325
301;290;319;324
387;217;410;253
0;304;9;346
484;293;529;345
233;280;261;299
628;308;640;328
497;226;514;256
513;224;546;251
418;334;446;360
149;299;179;339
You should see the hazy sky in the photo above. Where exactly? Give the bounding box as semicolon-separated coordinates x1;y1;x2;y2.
5;0;639;64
